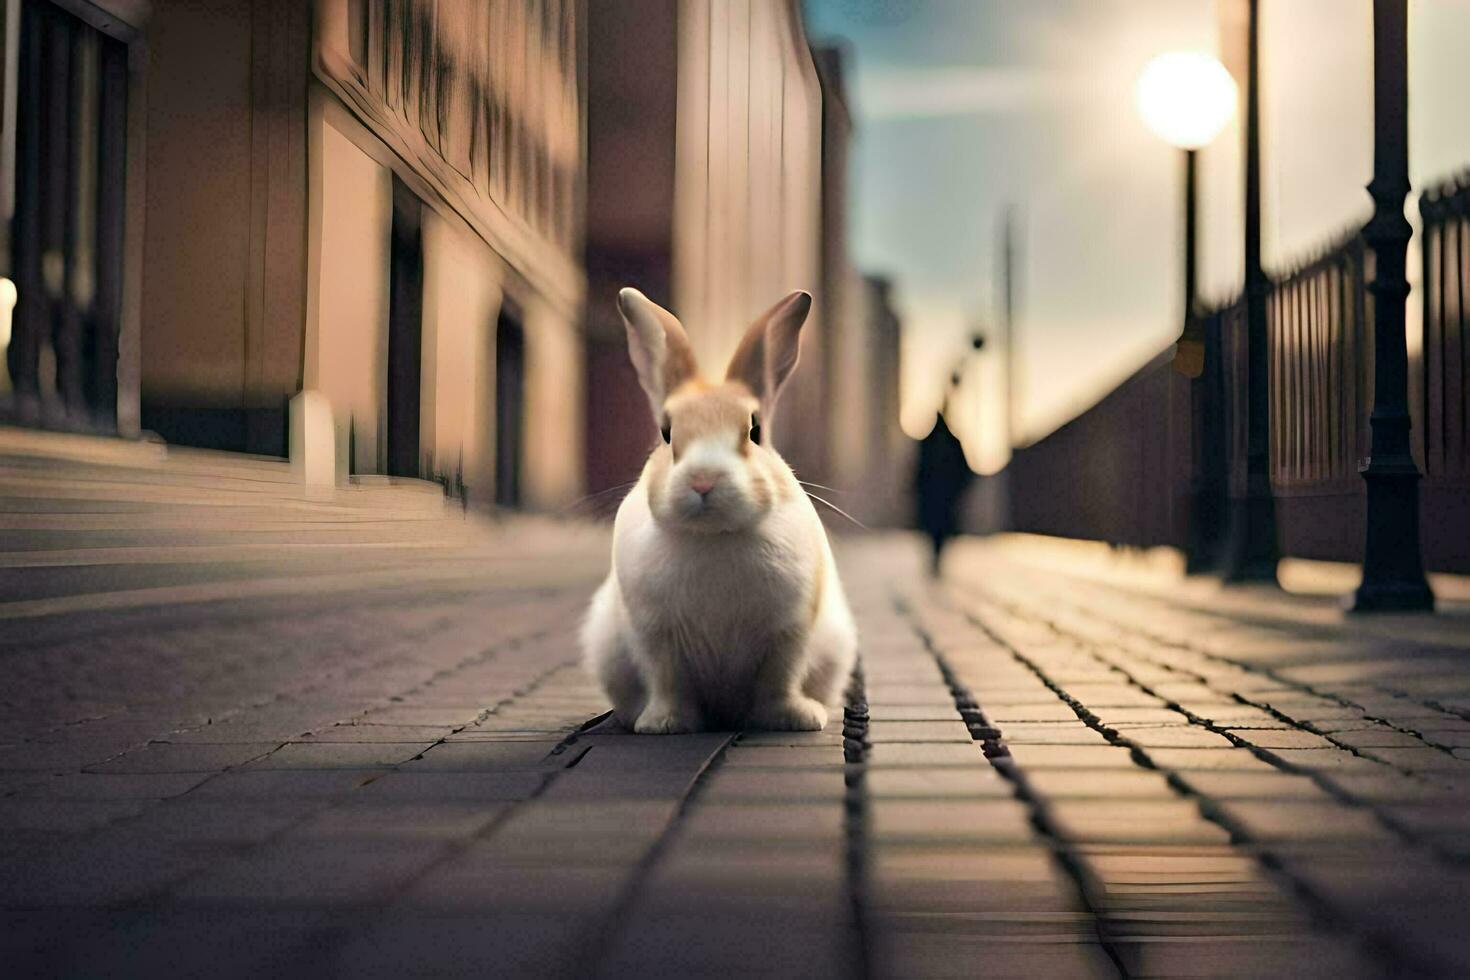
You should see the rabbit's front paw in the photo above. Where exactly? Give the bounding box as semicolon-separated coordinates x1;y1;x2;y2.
634;702;702;735
748;695;828;732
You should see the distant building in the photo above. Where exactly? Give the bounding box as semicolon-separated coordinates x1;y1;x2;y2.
584;2;907;524
1;0;587;509
584;0;825;490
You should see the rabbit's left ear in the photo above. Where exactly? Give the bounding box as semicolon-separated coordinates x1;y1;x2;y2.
725;290;811;415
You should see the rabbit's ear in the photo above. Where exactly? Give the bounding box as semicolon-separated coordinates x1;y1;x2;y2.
618;288;698;417
725;290;811;414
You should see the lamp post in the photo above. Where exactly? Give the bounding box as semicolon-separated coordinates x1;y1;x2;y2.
1136;52;1237;573
1135;52;1238;377
1352;0;1434;612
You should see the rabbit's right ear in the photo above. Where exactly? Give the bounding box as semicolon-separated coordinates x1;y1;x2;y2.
618;288;698;418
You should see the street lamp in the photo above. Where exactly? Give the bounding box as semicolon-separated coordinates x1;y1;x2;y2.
1135;52;1237;378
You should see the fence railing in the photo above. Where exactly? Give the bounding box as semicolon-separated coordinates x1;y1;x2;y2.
1004;175;1470;572
1421;171;1470;484
1268;233;1371;493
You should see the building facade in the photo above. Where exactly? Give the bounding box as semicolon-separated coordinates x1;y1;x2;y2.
584;0;908;525
1;0;587;508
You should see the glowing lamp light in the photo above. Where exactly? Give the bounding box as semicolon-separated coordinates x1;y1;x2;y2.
1135;52;1238;150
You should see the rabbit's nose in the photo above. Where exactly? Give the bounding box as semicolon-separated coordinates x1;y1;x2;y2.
688;473;719;496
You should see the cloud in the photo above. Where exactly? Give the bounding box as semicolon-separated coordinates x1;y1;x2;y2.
854;66;1078;120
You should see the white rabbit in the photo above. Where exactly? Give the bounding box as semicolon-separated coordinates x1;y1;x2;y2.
581;287;857;733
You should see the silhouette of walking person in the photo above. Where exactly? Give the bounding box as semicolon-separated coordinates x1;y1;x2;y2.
915;399;973;577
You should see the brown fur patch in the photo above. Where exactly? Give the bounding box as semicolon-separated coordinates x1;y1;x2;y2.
664;382;758;463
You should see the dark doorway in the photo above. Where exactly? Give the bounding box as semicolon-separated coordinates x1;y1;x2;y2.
5;0;129;433
385;176;423;478
495;307;526;507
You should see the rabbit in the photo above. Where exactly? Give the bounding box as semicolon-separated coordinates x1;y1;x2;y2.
580;287;858;734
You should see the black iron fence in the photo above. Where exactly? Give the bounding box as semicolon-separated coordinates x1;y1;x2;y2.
1421;172;1470;484
1006;174;1470;572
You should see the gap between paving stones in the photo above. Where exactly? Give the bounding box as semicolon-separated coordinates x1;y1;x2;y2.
569;728;738;974
841;659;873;980
1003;570;1470;746
895;595;1130;979
968;583;1467;864
942;587;1431;976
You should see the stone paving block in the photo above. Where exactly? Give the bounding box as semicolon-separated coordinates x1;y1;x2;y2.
111;798;322;844
6;908;341;980
172;838;449;905
865;765;1015;800
1004;744;1138;769
400;739;572;771
1211;801;1394;845
864;704;966;722
867;720;972;743
679;802;845;845
868;845;1079;915
27;771;211;800
0;740;136;772
643;842;848;915
573;733;729;770
87;741;279;773
0;837;225;907
1142;749;1279;772
1109;726;1236;749
245;740;438;770
1330;728;1440;749
325;911;589;978
601;909;857;979
1020;769;1176;799
1000;722;1113;746
988;702;1087;723
864;684;962;707
535;765;704;803
354;706;487;727
732;730;844;747
869;798;1036;845
1043;684;1161;709
1170;770;1331;801
1259;748;1390;774
298;723;459;742
700;767;847;802
872;932;1118;979
1048;800;1230;846
719;746;841;768
356;771;546;803
1225;728;1338;750
1112;934;1372;978
867;742;989;768
187;769;380;800
286;801;508;840
1359;746;1470;772
399;857;634;914
0;798;151;834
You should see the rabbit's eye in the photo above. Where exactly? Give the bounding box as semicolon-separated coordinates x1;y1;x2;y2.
660;418;671;444
749;415;762;445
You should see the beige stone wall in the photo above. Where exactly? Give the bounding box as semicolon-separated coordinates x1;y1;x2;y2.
304;113;393;478
306;0;586;509
520;295;583;508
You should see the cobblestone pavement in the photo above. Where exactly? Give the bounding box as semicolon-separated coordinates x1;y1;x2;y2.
2;440;1469;977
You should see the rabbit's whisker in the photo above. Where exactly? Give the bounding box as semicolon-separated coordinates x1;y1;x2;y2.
797;480;847;495
804;491;867;529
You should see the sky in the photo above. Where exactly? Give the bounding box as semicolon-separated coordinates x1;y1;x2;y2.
803;0;1470;473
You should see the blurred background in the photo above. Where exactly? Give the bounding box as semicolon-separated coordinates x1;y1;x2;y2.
2;0;1468;576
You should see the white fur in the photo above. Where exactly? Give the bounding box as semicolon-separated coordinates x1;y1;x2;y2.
580;458;857;733
581;286;856;734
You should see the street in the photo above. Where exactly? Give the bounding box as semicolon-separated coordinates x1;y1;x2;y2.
2;442;1469;977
